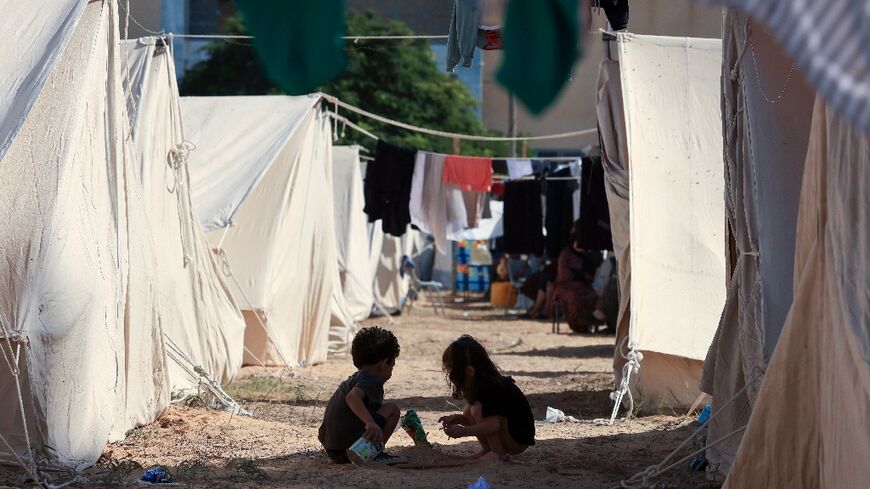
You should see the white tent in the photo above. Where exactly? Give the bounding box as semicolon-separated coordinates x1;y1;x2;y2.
182;96;354;367
599;33;727;412
332;146;375;321
0;1;168;469
121;38;246;393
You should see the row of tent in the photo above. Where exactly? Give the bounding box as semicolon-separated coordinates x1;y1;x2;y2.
0;2;418;470
597;11;869;488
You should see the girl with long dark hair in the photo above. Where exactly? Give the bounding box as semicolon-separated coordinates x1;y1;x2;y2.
438;335;535;461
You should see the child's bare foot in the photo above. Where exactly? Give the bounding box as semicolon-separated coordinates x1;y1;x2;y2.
465;450;490;460
480;452;511;463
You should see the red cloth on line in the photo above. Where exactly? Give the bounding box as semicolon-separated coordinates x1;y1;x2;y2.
442;155;493;192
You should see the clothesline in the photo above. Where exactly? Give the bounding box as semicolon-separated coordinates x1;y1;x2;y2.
319;93;598;142
161;33;449;41
329;111;588;162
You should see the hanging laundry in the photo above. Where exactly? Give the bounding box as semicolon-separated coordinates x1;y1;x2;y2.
506;158;534;179
545;166;580;259
235;0;346;95
462;191;487;228
492;159;508;176
446;0;506;71
363;140;417;237
578;156;613;251
443;155;493;192
600;0;630;31
409;152;468;253
496;0;582;114
502;180;544;255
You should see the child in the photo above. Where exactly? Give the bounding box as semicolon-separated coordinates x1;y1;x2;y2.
439;335;535;461
318;326;403;464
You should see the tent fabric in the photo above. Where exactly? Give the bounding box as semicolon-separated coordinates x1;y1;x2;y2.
0;1;168;468
122;38;246;392
701;9;816;475
597;45;708;411
723;97;870;489
332;146;375;322
596;56;633;386
696;0;870;136
369;225;421;312
618;33;727;361
183;96;350;367
0;0;86;160
183;96;319;232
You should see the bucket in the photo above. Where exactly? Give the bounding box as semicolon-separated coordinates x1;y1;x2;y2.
490;281;517;308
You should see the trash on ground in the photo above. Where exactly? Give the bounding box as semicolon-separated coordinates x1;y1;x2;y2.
544;406;580;423
468;475;491;489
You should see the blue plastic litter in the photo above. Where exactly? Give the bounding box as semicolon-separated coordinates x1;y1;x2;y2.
697;404;712;425
468;475;491;489
140;466;175;484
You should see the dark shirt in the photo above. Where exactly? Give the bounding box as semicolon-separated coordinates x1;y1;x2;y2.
478;376;536;446
318;371;384;450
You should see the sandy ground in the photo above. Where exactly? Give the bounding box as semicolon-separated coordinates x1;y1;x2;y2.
5;300;719;488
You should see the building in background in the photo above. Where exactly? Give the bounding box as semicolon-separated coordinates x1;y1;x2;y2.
126;0;721;152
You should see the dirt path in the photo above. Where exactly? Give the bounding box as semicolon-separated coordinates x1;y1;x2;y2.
83;301;716;488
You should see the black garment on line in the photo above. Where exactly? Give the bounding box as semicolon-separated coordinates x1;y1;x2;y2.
502;180;544;255
578;157;613;251
601;0;629;31
363;140;417;237
545;166;579;259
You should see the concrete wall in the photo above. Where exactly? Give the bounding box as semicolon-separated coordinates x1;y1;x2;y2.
126;0;163;38
481;1;723;151
345;0;452;35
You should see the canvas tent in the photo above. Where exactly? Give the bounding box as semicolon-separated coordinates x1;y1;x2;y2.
598;33;727;412
182;96;355;367
121;38;247;393
332;146;376;321
696;10;816;477
0;0;169;469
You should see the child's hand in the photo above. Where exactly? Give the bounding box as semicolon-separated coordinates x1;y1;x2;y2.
364;422;384;444
444;424;468;438
438;414;465;428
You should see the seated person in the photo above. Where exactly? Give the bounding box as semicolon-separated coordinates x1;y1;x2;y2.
319;326;403;464
537;222;610;331
522;260;557;318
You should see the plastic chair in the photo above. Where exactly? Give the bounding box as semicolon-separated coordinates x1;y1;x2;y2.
400;255;446;316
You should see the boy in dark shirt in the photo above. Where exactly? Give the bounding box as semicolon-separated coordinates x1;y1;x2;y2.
318;326;403;464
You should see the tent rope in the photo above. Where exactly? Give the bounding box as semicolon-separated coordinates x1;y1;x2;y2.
163;334;250;416
0;319;37;478
608;336;642;425
611;367;765;488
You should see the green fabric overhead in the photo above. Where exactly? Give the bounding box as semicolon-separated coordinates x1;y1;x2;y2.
496;0;582;115
236;0;347;95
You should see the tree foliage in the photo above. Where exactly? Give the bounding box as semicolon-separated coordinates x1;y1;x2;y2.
180;11;506;155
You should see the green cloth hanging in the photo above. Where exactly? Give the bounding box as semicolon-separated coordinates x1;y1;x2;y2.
496;0;582;115
236;0;347;95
